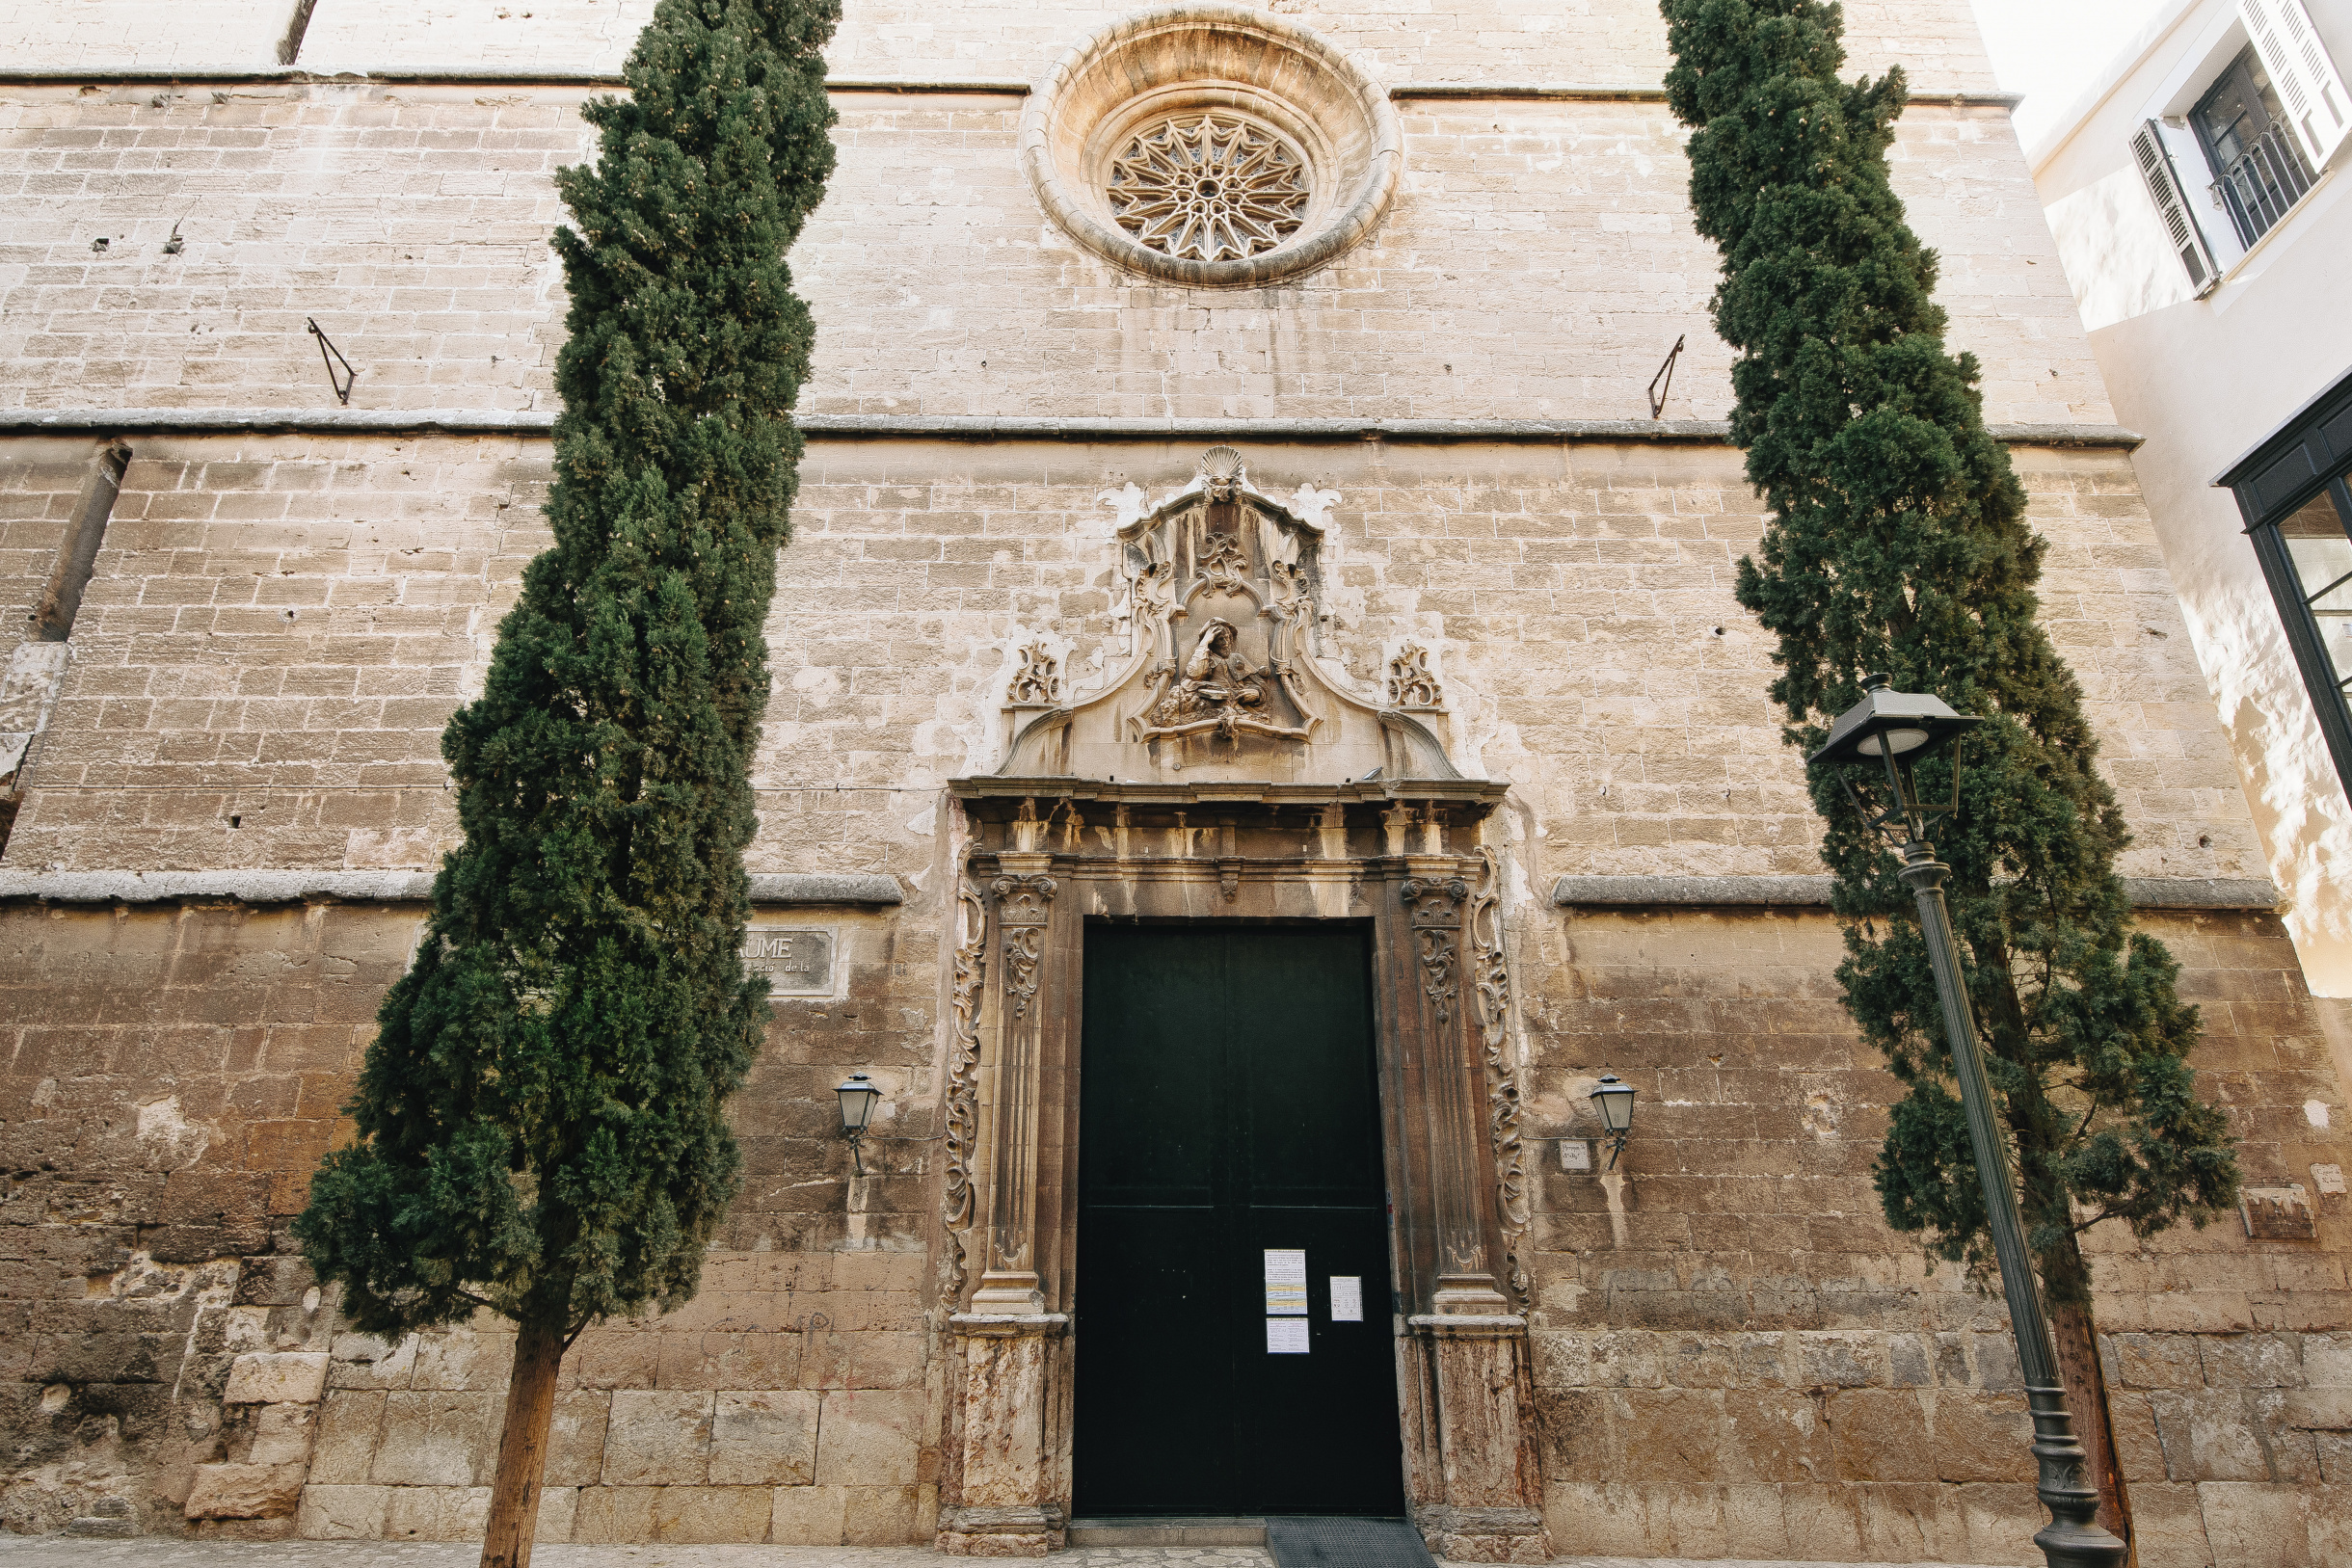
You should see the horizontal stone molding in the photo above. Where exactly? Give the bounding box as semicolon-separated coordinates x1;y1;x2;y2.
0;869;901;906
1553;873;2283;912
0;411;2148;449
0;68;1031;92
0;69;2017;108
1388;82;2022;108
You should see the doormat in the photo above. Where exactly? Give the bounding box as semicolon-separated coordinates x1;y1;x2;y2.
1267;1516;1437;1568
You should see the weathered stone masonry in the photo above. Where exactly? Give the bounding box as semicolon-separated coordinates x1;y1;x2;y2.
4;1;2350;1564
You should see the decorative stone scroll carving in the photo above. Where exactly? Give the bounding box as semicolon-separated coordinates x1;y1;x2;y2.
1007;641;1061;706
992;874;1056;1021
1387;642;1444;709
998;448;1462;784
1403;877;1467;1032
939;880;988;1301
1470;850;1531;1310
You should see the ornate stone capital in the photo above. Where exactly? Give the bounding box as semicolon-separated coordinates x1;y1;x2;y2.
1401;874;1470;927
991;872;1057;926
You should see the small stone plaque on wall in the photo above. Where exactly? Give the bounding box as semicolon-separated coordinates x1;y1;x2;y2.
742;927;834;997
2240;1184;2317;1240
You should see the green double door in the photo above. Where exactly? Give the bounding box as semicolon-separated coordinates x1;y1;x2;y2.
1074;924;1405;1517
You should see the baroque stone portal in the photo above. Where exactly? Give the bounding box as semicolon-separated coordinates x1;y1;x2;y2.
944;454;1543;1561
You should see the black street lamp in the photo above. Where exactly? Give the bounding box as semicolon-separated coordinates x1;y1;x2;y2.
836;1072;882;1176
1808;674;2125;1568
1589;1074;1636;1170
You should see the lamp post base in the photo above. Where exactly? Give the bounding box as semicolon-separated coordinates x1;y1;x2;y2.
2025;1384;2126;1567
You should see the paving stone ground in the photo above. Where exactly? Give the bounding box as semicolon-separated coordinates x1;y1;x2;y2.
0;1539;2026;1568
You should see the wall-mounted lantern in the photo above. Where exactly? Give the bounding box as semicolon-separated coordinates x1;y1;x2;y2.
836;1072;881;1175
1589;1074;1635;1169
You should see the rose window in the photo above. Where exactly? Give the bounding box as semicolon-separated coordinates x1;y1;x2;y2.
1106;113;1311;263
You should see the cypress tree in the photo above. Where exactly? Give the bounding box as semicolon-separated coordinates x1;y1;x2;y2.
293;3;839;1564
1660;0;2240;1548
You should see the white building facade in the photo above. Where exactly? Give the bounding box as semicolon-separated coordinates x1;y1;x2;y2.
2036;0;2352;1019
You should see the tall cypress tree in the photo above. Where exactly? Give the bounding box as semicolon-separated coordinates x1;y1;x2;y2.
1660;0;2239;1549
294;4;838;1565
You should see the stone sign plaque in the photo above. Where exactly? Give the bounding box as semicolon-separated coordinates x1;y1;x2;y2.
742;926;834;997
2240;1184;2317;1240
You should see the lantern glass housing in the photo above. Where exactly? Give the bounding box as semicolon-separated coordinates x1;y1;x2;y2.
836;1073;880;1133
1590;1074;1636;1134
1805;674;1979;771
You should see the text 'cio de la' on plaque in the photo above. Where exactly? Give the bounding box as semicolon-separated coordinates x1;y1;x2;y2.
741;926;835;997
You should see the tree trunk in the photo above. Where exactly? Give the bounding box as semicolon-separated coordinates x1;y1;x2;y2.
2046;1276;2135;1566
481;1315;567;1568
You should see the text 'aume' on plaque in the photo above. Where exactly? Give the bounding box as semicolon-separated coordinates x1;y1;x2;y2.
741;927;834;995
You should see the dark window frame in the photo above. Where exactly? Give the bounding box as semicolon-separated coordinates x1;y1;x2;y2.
2189;43;2318;248
2218;365;2352;799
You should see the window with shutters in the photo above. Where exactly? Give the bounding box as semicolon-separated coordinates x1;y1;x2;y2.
2191;45;2318;245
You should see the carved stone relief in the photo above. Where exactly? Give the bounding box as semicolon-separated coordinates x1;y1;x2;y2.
1387;642;1444;710
939;880;988;1301
1006;640;1061;707
1000;448;1458;784
1471;849;1531;1310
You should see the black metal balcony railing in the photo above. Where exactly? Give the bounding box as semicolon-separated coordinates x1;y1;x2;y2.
2214;122;2316;246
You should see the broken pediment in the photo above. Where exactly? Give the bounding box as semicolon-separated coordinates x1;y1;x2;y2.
995;448;1458;784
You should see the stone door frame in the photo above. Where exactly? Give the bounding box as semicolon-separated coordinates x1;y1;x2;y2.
934;778;1550;1562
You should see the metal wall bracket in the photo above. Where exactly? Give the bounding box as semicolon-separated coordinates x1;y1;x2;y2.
306;318;355;405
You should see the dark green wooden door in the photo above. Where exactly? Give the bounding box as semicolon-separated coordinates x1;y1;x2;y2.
1074;924;1404;1517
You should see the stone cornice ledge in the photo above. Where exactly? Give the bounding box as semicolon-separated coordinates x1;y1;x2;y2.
0;411;2146;449
0;70;2015;107
0;869;902;906
1552;874;2281;912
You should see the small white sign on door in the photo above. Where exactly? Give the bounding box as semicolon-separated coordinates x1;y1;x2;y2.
1329;1276;1363;1322
1267;1316;1310;1353
1264;1248;1307;1315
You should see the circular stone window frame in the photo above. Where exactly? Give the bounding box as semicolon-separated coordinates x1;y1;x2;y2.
1020;4;1403;289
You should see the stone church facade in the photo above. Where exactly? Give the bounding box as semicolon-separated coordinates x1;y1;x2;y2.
2;2;2349;1564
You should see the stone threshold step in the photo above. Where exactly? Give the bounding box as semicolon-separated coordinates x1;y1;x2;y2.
1067;1517;1270;1546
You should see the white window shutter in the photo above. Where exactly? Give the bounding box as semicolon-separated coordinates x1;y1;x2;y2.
2240;0;2352;167
2131;120;2219;292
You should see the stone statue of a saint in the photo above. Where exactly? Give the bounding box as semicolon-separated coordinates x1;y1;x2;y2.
1148;618;1267;735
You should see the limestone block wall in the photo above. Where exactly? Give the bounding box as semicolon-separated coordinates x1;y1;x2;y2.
0;90;2099;425
0;438;2257;882
280;0;1999;93
0;436;547;874
2;0;291;71
1521;905;2352;1568
0;895;937;1541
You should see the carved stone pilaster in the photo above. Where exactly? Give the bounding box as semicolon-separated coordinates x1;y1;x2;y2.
939;1313;1070;1556
939;879;989;1302
974;857;1056;1312
1406;1315;1553;1563
1470;850;1530;1310
1400;871;1504;1311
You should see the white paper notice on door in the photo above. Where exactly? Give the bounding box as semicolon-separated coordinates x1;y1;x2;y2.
1263;1248;1308;1315
1267;1316;1310;1353
1328;1275;1363;1322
